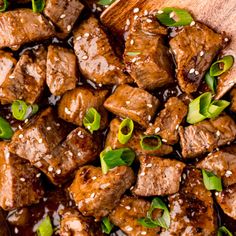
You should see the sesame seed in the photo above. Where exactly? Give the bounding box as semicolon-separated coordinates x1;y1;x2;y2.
126;19;131;26
82;55;88;60
9;75;15;79
195;70;199;75
200;51;205;57
215;192;219;196
56;169;62;175
14;227;19;234
65;107;71;115
176;124;179;130
46;127;52;131
98;83;102;87
130;186;134;190
125;206;131;210
134;15;139;20
131;58;137;63
189;68;195;73
144;10;148;16
130;39;134;45
224;37;229;42
84;33;90;37
141;232;147;235
76;36;82;40
56;123;60;127
216;130;221;137
78;152;82;157
91;193;95;198
225;170;233;177
162;139;167;143
60;14;66;19
126;101;131;105
126;226;133;232
146;163;152;168
146;18;152;23
18;125;22;130
67;25;72;32
133;7;139;13
36;173;41;178
147;103;153;108
19;134;24;139
92;176;97;180
20;178;25;182
140;172;145;176
38;138;43;144
190;21;196;26
169;12;175;18
5;151;10;159
77;130;82;136
157;10;163;14
96;6;102;11
148;115;151;121
48;166;54;172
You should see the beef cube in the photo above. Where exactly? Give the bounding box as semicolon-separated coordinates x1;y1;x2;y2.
73;17;132;85
0;46;47;104
197;145;236;187
170;22;223;94
124;15;174;90
0;9;54;50
46;45;77;96
146;97;187;145
162;168;217;235
58;87;109;129
104;85;159;128
216;184;236;220
133;156;185;196
110;196;161;236
68;165;135;220
179;115;236;159
0;142;44;211
230;87;236;113
9;107;69;164
105;118;173;157
44;0;84;38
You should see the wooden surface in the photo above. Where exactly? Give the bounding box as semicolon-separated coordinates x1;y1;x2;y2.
101;0;236;98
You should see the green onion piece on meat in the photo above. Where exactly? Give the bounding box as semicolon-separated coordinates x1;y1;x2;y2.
202;169;222;191
156;7;194;27
217;226;233;236
36;215;53;236
83;108;101;134
207;100;230;119
138;197;170;229
101;217;114;234
0;0;9;12
100;147;135;174
205;72;217;93
32;0;46;13
210;55;234;77
0;117;13;140
118;118;134;144
126;52;141;56
98;0;115;6
140;135;162;151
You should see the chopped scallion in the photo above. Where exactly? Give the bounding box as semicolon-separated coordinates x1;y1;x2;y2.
126;52;141;56
32;0;46;13
98;0;115;6
0;117;13;140
207;100;230;119
217;226;233;236
0;0;8;12
202;169;222;191
36;215;53;236
140;135;162;151
101;217;114;234
205;72;217;93
83;108;101;134
118;118;134;144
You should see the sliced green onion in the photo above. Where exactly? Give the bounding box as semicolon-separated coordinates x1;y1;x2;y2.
0;0;9;12
32;0;45;13
202;169;222;191
36;215;53;236
138;197;170;229
217;226;233;236
156;7;193;27
205;72;217;93
0;117;13;139
126;52;141;56
210;55;234;77
11;100;39;121
118;118;134;144
208;100;230;118
100;147;135;174
101;217;114;234
98;0;115;6
83;108;101;134
140;135;162;151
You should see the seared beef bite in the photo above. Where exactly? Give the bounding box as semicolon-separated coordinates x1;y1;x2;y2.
0;46;47;105
104;84;159;128
162;168;217;235
46;45;78;96
146;97;188;145
0;9;54;50
170;22;223;94
133;156;185;196
124;15;174;90
110;196;161;236
68;165;135;220
0;142;44;211
73;16;132;85
230;87;236;112
179;115;236;159
58;87;109;129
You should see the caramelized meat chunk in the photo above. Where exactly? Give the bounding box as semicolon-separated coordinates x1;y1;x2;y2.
0;46;47;104
146;97;188;145
68;166;135;220
104;84;159;128
46;45;77;96
58;87;109;129
124;15;174;90
44;0;84;37
162;168;217;236
110;196;161;236
179;115;236;158
230;87;236;113
0;142;44;211
105;118;173;156
133;156;185;196
0;9;54;50
170;22;223;94
73;17;131;85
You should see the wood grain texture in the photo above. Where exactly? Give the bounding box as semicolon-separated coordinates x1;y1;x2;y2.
101;0;236;98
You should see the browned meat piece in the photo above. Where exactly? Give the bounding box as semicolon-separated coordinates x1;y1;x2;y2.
0;46;47;104
0;142;44;211
230;87;236;112
58;87;109;129
105;118;173;156
162;168;217;236
73;17;132;85
179;115;236;159
146;97;187;145
133;156;185;196
197;145;236;187
110;196;161;236
170;22;223;94
46;45;77;96
68;165;135;220
0;9;54;50
44;0;84;38
124;15;174;90
216;184;236;220
104;85;159;128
